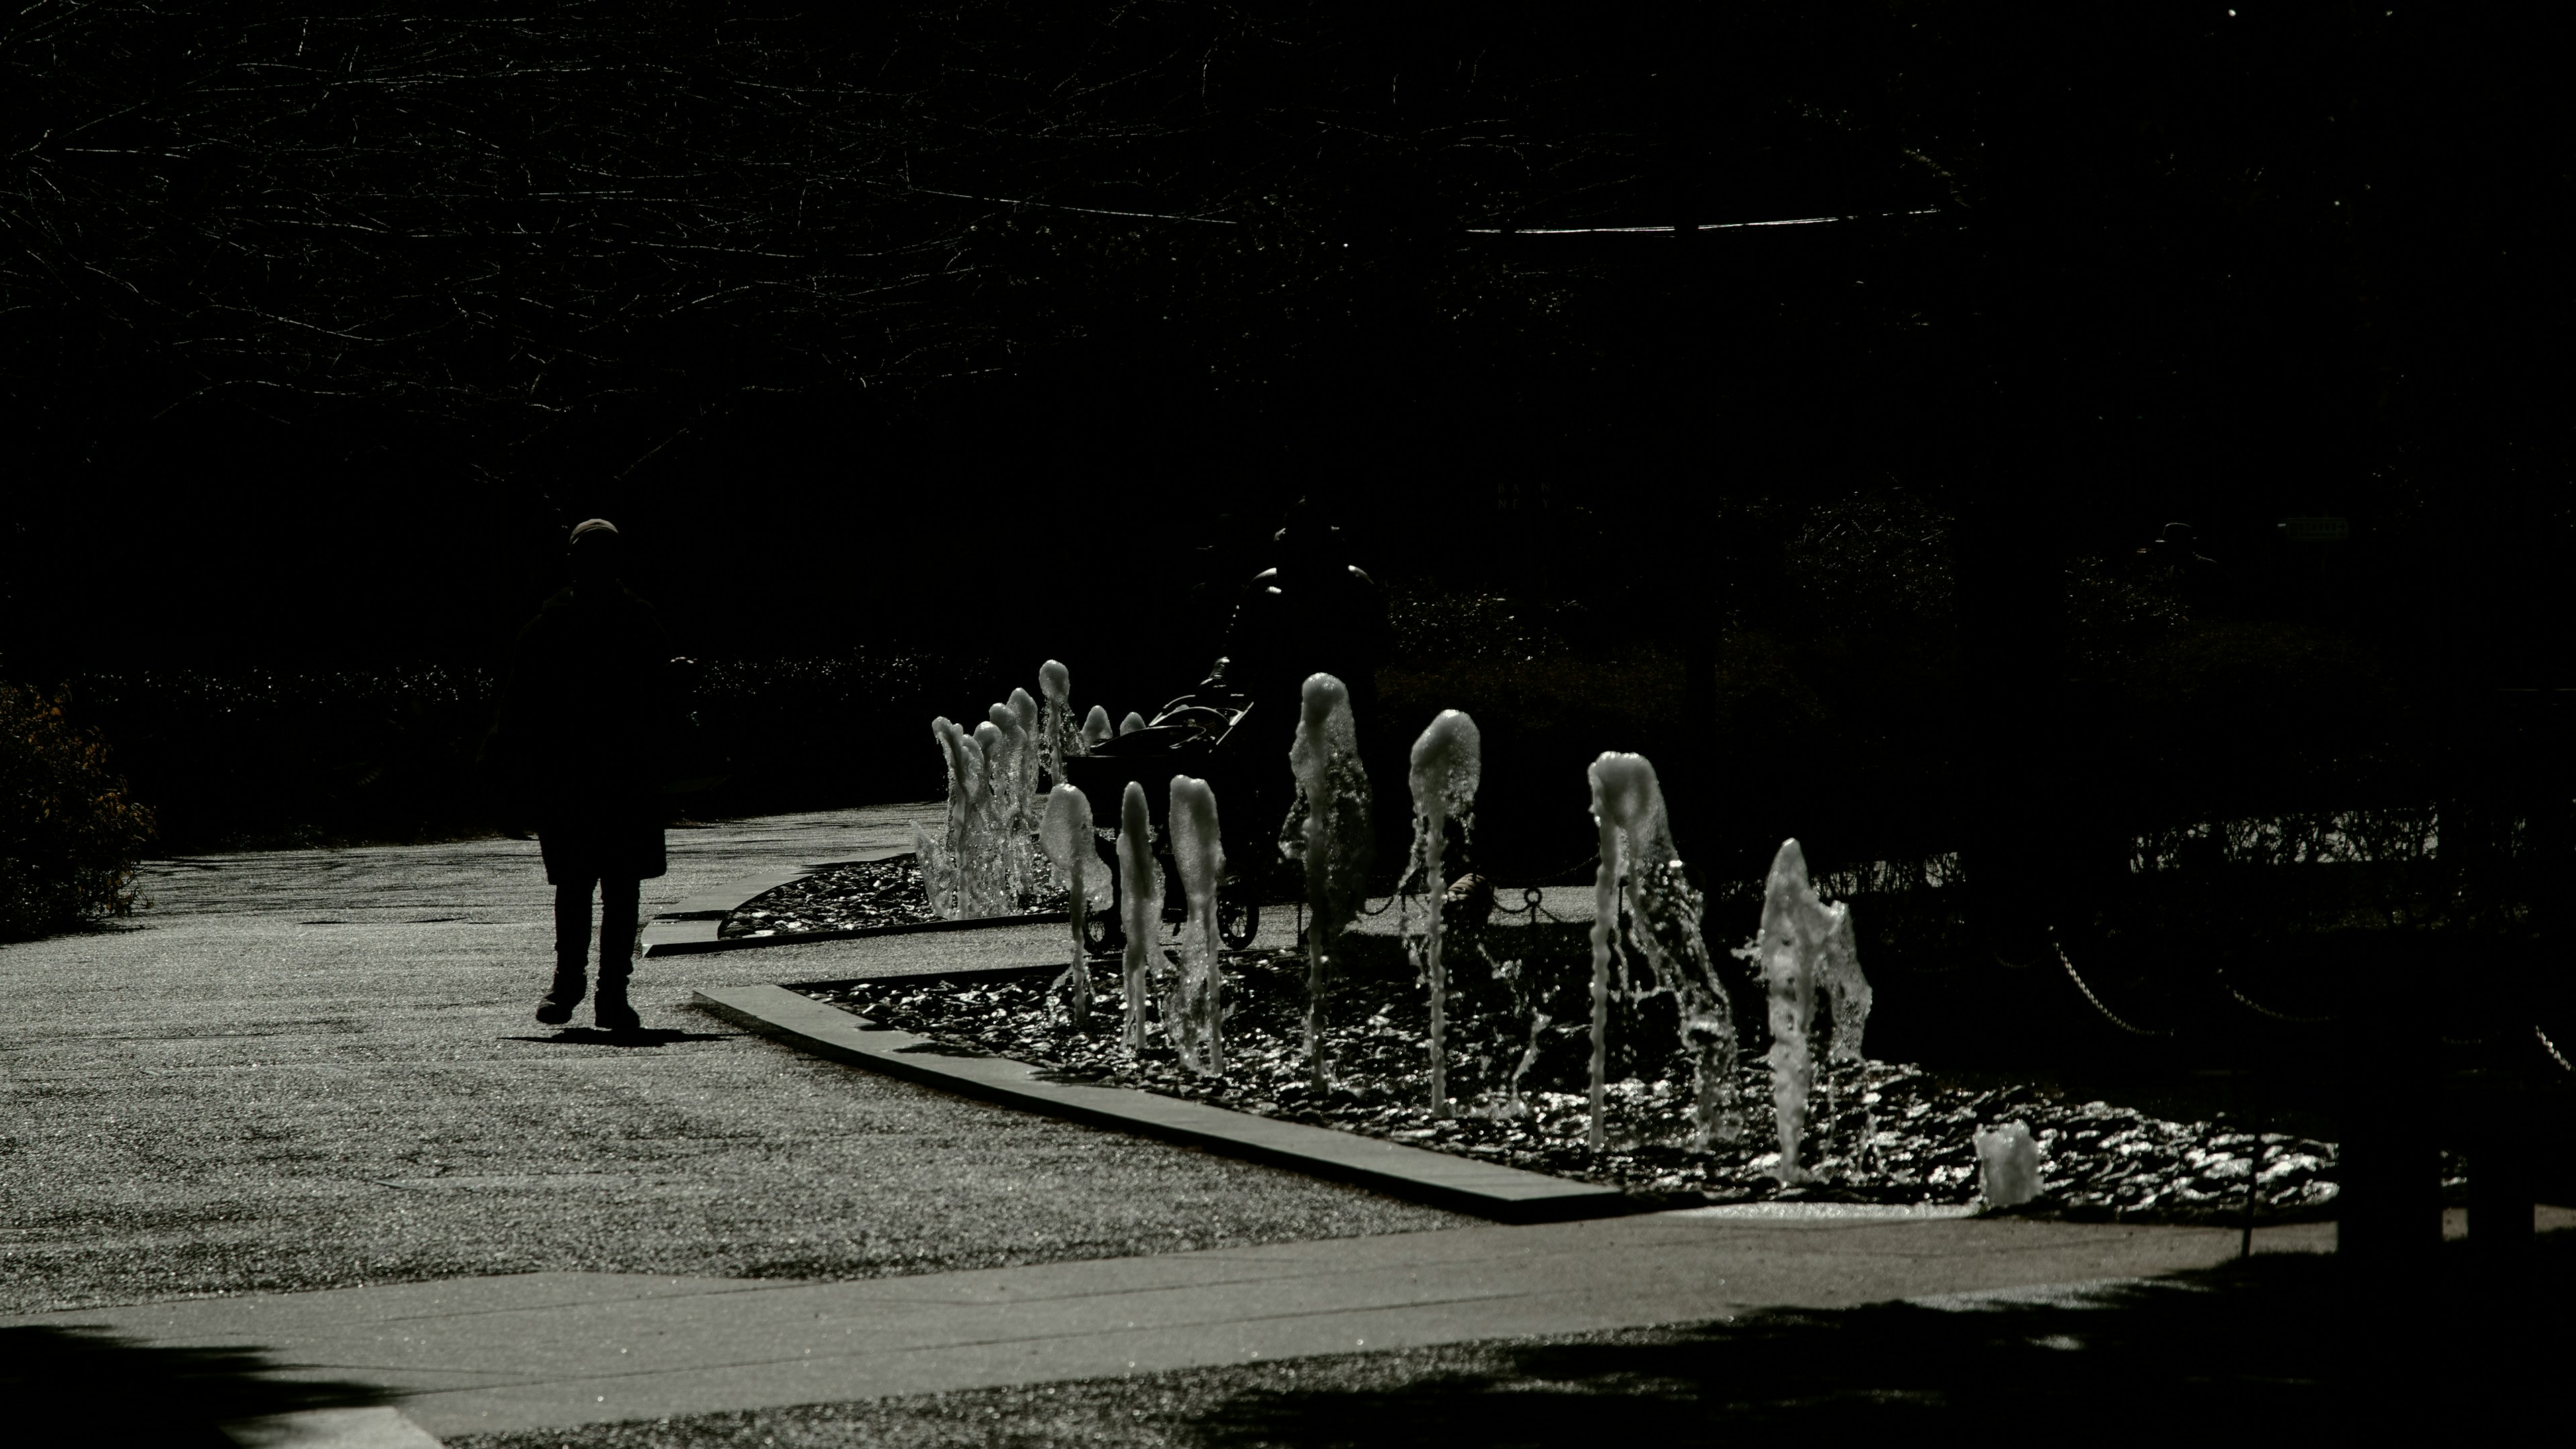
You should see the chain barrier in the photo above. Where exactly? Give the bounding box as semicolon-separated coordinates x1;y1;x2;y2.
1487;883;1583;928
1353;890;1407;919
2216;971;2337;1025
1310;861;2564;1067
2536;1024;2573;1073
1521;853;1606;887
2053;933;2179;1038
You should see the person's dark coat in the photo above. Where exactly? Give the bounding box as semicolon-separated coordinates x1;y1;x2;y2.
1226;557;1391;734
486;582;674;883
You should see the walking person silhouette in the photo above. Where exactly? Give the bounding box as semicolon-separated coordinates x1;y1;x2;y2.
485;519;675;1030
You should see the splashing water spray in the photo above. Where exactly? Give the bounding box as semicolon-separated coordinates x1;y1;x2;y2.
917;716;990;919
1405;711;1481;1117
1747;839;1870;1181
1283;674;1374;1090
1586;753;1744;1153
989;700;1041;902
1040;784;1095;1025
1117;782;1159;1053
1168;775;1226;1076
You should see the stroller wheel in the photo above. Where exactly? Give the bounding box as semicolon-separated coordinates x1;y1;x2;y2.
1084;836;1124;958
1082;906;1123;959
1218;883;1259;952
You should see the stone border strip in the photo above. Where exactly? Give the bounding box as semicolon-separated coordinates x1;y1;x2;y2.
642;847;1067;957
692;982;1632;1224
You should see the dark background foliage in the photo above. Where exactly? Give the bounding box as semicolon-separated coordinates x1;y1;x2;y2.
0;683;155;937
5;1;2571;879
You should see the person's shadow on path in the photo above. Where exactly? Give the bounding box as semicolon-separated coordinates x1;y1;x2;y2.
498;1028;737;1047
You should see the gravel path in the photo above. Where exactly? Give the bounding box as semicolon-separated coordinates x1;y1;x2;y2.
0;806;1458;1316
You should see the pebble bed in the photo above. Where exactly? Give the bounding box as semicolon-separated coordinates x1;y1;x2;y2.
800;953;2360;1223
721;857;1063;938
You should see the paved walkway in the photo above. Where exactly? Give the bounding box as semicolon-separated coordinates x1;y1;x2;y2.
10;1210;2372;1439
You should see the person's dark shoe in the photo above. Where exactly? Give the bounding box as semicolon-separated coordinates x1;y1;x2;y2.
536;965;586;1025
594;973;640;1032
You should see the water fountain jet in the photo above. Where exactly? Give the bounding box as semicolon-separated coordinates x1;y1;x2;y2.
1749;839;1871;1181
1040;784;1096;1024
1283;674;1374;1089
1169;775;1226;1076
1587;753;1743;1152
1038;661;1074;786
1405;711;1481;1116
1118;782;1159;1052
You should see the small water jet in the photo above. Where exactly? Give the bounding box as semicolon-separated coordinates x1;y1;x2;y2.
1405;710;1481;1116
1586;752;1743;1153
1283;673;1374;1088
1081;705;1116;751
1117;780;1159;1052
1118;710;1148;735
1167;775;1226;1076
1975;1120;2041;1208
1040;784;1096;1024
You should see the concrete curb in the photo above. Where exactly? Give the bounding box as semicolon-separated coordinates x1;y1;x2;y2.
694;982;1631;1224
641;847;1068;957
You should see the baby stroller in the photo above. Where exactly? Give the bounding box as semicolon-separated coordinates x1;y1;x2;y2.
1059;670;1279;959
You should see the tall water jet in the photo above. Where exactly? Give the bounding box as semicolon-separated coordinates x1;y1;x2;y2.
1283;673;1374;1089
1009;688;1041;794
1168;775;1226;1076
1754;839;1820;1181
1038;661;1074;785
1040;784;1096;1024
1587;753;1743;1152
1118;711;1147;735
1405;711;1481;1116
1117;782;1159;1052
969;716;1015;910
1745;839;1872;1181
1081;706;1116;751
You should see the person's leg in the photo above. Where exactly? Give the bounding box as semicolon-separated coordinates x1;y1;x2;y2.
594;877;642;1030
538;875;597;1024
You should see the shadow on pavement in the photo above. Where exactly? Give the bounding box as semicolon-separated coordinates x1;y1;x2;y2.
499;1028;739;1046
1192;1235;2567;1441
2;1324;393;1447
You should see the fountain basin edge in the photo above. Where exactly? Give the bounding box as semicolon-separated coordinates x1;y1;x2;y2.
690;981;1636;1224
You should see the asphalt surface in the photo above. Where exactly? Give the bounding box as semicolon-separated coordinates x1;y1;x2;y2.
0;808;1461;1318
